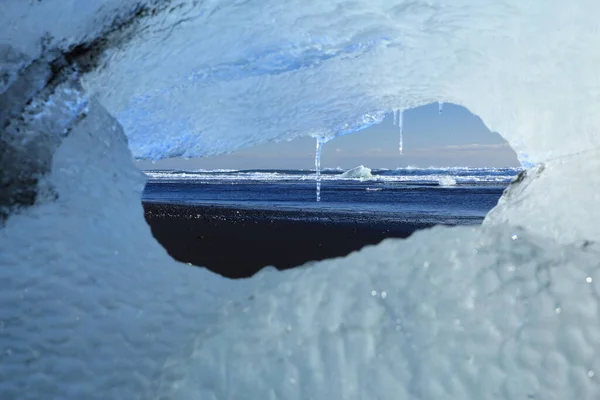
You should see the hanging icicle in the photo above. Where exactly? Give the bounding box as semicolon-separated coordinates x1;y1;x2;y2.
392;108;404;155
398;110;404;154
438;101;444;114
314;137;324;202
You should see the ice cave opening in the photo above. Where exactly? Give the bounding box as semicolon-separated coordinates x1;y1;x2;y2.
139;103;522;279
2;0;600;399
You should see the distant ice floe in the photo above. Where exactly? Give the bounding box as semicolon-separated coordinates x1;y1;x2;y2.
340;165;374;180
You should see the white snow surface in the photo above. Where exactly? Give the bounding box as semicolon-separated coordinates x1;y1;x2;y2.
1;0;600;399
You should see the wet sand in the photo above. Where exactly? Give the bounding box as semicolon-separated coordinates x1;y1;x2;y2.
143;202;480;278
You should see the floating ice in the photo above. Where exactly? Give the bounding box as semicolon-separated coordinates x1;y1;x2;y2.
438;175;457;186
340;165;374;180
143;167;520;185
485;152;600;244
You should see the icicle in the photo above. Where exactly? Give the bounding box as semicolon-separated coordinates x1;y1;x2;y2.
315;137;324;202
438;101;444;114
392;108;404;154
398;110;404;154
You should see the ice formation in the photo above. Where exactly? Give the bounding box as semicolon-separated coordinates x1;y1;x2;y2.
438;175;457;187
484;153;600;245
313;136;328;202
394;109;405;154
340;165;374;180
1;0;600;399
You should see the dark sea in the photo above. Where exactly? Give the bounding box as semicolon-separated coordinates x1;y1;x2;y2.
142;166;520;225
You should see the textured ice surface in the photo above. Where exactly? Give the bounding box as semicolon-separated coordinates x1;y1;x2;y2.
159;226;600;400
85;0;600;162
340;165;374;180
1;0;600;399
0;0;141;89
438;175;457;187
0;101;249;399
3;0;598;161
485;150;600;244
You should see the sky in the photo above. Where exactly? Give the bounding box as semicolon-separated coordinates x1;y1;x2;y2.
137;103;520;170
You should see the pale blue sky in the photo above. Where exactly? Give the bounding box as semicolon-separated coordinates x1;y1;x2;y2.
138;103;519;170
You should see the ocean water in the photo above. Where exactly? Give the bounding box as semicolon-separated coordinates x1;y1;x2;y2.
142;166;520;224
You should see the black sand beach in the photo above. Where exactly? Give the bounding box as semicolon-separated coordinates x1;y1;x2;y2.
143;202;482;278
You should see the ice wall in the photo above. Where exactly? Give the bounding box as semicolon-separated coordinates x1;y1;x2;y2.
0;0;141;89
160;227;600;400
82;0;600;163
485;149;600;244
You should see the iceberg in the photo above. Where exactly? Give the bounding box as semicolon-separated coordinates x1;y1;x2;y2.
1;0;600;399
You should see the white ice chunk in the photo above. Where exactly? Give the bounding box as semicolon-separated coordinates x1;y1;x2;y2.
340;165;374;180
438;175;456;186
